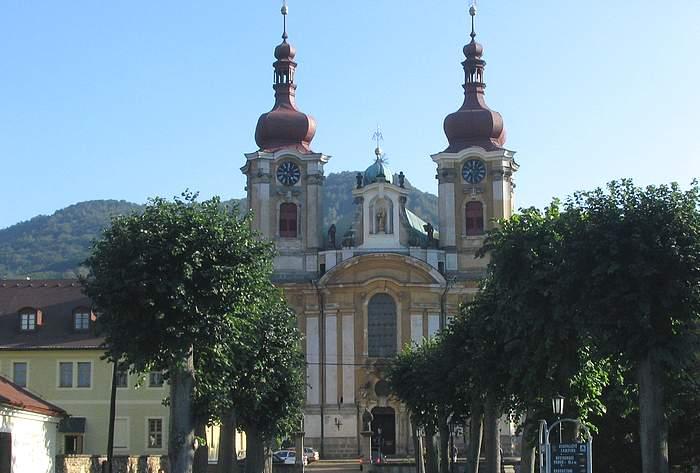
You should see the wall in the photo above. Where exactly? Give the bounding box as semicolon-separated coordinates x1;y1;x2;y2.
0;405;60;473
55;455;168;473
0;351;168;456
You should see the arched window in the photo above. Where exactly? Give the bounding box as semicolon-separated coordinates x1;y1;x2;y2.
279;203;298;238
465;201;484;236
368;294;397;357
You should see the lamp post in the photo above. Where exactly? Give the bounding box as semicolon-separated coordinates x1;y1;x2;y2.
552;394;565;444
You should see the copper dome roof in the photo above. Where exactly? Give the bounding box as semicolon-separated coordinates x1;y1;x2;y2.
443;9;506;153
254;7;316;154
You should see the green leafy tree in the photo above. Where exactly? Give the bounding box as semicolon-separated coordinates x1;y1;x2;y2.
82;192;274;473
561;180;700;473
198;290;306;473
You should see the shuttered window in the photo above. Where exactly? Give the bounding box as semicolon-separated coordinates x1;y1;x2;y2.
465;201;484;236
279;203;298;238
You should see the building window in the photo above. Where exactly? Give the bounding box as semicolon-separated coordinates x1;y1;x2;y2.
367;293;397;358
465;201;484;236
149;371;164;388
77;362;91;388
19;310;37;331
147;418;163;449
59;362;73;387
116;368;128;388
64;435;84;454
58;362;91;388
279;203;298;238
73;311;90;331
12;362;27;388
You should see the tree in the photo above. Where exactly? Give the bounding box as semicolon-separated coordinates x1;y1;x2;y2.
562;181;700;473
82;192;274;473
475;180;700;473
198;290;306;473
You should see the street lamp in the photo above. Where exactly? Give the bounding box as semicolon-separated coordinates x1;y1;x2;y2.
552;394;565;444
552;394;565;417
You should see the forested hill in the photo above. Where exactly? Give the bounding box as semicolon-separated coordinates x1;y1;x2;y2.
0;172;438;279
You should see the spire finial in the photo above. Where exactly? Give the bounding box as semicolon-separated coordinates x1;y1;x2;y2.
281;1;289;41
372;125;384;160
469;2;477;40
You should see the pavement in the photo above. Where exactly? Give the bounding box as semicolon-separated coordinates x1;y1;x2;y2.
306;460;361;472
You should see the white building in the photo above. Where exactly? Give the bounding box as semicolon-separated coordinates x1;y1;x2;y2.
0;374;65;473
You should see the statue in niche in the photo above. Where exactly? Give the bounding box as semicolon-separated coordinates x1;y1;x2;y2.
424;222;434;241
362;409;374;432
376;208;386;233
328;224;337;249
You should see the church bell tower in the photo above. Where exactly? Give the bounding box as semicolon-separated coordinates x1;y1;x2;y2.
242;3;329;277
432;5;518;273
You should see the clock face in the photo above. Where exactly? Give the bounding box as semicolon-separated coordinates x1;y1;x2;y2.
276;161;301;186
462;159;486;184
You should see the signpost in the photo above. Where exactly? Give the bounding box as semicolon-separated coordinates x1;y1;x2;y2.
538;419;592;473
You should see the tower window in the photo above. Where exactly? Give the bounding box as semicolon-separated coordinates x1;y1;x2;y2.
279;203;298;238
466;201;484;236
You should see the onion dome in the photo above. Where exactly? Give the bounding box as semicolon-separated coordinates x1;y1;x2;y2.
363;146;393;186
443;5;506;153
255;3;316;154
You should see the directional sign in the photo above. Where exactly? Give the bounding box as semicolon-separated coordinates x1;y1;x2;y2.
550;443;588;473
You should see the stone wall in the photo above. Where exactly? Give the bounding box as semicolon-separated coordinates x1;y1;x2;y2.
56;455;169;473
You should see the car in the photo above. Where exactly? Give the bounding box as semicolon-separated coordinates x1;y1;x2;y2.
304;447;320;463
273;449;308;465
272;453;285;464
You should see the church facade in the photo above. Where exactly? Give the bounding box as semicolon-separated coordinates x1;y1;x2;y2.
242;5;518;458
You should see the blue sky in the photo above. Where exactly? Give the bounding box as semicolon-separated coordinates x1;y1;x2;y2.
1;1;699;229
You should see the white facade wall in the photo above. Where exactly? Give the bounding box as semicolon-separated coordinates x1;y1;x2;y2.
0;405;60;473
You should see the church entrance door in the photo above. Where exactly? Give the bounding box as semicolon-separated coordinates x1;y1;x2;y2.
371;406;396;455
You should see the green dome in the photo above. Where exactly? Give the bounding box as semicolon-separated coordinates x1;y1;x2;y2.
363;157;393;186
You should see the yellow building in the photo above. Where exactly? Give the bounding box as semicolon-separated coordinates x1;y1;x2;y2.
0;280;168;457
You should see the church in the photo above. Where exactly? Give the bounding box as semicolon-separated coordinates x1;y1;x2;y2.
242;4;518;458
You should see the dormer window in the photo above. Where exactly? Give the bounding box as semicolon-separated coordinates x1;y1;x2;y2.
73;309;91;331
19;308;41;332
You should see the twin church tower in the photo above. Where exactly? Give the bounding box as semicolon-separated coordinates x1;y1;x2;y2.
241;4;519;457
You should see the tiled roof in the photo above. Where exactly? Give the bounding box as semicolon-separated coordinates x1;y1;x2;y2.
0;374;66;417
0;279;104;350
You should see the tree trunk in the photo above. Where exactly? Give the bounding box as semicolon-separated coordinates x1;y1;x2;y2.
193;421;209;473
639;350;669;473
439;416;450;473
518;413;537;473
412;422;425;473
484;398;501;473
466;404;483;473
218;409;238;473
169;350;196;473
244;426;265;473
425;429;440;473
